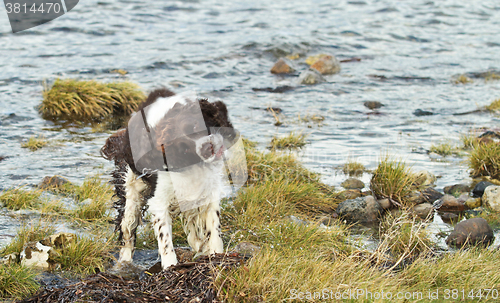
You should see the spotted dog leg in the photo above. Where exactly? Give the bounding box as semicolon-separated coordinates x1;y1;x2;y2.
147;172;178;269
150;211;177;269
118;167;147;263
183;200;223;258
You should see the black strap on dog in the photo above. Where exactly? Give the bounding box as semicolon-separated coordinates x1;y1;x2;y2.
140;108;169;172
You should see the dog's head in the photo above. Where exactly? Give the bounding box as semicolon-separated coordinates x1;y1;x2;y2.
128;95;237;172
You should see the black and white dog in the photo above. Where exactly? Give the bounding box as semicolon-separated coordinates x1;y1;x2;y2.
101;88;236;269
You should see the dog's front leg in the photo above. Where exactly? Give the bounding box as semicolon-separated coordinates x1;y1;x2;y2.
151;210;177;268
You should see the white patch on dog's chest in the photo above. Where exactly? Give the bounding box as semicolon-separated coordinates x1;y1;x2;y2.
148;162;224;214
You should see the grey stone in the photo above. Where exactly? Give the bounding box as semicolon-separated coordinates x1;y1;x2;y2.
287;215;308;226
472;181;494;198
414;170;436;187
483;185;500;212
434;194;465;212
444;184;470;196
335;195;382;223
421;187;443;203
378;198;391;210
341;178;365;190
363;101;384;110
446;218;494;248
411;203;433;219
298;70;325;85
39;175;70;190
309;55;341;75
232;242;261;256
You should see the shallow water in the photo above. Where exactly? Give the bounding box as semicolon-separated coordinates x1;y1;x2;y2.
1;0;500;247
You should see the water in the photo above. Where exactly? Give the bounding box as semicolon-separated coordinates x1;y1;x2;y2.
1;0;500;246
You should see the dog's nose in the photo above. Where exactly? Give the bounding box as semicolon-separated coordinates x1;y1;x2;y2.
200;142;214;159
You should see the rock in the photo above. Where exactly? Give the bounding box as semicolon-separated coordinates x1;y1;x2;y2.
413;109;434;116
80;198;93;206
472;181;495;198
465;198;481;209
410;188;443;205
388;208;403;218
478;131;500;144
414;170;436;187
111;261;147;279
341;178;365;190
287;215;308;226
446;218;494;248
305;54;329;65
1;253;18;265
252;86;294;93
310;55;341;75
440;212;459;223
409;191;427;205
338;189;362;200
19;233;77;270
270;58;295;74
40;233;76;249
20;242;54;269
434;194;465;212
483;185;500;212
298;70;325;85
39;175;70;190
175;247;195;263
232;242;261;256
421;187;443;203
335;195;382;223
318;216;336;226
378;198;391;210
444;184;471;196
363;101;384;110
411;203;433;219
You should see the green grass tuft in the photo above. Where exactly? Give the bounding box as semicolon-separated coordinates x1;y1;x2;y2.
52;175;113;221
298;113;325;124
0;264;39;300
40;78;145;121
453;74;473;84
370;156;421;207
461;133;480;149
21;135;48;151
342;160;365;176
486;98;500;112
468;141;500;180
50;235;115;275
245;148;320;185
376;212;433;263
429;142;460;157
0;187;42;210
269;132;308;150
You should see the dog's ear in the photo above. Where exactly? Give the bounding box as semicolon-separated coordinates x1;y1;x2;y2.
101;129;127;161
213;101;229;124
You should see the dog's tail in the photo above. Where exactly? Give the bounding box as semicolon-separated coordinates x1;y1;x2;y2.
101;129;129;237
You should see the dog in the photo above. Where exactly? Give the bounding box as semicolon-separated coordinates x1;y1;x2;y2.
101;88;237;269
